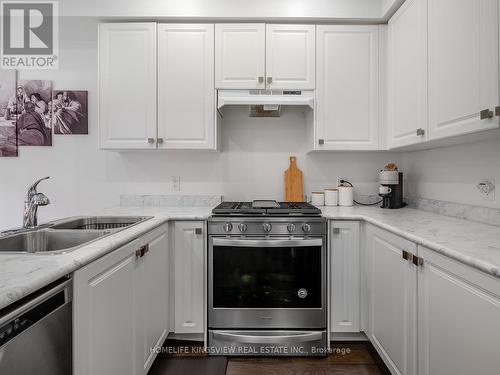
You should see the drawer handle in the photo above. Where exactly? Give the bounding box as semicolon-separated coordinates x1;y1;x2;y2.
195;228;202;235
480;109;494;120
402;250;411;260
267;77;273;84
412;254;424;267
135;244;149;258
416;128;425;136
147;138;155;144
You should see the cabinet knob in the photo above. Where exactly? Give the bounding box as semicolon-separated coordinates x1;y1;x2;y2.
480;109;494;120
147;138;155;144
416;128;425;136
258;76;264;84
157;138;164;144
267;77;273;84
318;139;325;145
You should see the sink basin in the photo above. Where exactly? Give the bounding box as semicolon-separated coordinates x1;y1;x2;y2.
49;216;151;230
0;229;110;254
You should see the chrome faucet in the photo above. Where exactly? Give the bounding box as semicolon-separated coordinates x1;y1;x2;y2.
23;177;50;229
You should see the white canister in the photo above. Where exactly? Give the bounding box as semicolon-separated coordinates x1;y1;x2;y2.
338;186;354;207
324;189;338;206
311;192;325;206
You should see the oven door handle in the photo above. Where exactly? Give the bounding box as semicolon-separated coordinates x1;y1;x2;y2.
212;331;323;344
212;238;323;248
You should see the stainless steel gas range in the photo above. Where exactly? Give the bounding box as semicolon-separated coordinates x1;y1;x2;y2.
207;200;327;356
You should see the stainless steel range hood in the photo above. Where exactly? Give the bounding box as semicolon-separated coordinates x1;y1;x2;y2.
217;89;314;110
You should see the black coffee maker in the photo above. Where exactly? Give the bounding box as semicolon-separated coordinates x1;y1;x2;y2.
379;170;406;209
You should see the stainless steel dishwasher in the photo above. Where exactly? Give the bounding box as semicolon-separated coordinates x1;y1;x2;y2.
0;278;72;374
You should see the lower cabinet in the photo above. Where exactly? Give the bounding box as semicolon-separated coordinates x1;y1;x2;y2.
418;246;500;375
173;221;206;334
73;226;168;375
366;225;417;375
329;221;361;333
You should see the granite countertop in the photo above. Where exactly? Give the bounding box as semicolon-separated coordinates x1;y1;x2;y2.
1;204;500;311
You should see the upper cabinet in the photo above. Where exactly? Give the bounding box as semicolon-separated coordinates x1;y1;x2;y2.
428;0;499;140
215;24;315;90
99;23;217;151
316;25;379;150
387;0;428;149
215;24;266;89
265;24;316;90
157;24;216;150
99;23;157;150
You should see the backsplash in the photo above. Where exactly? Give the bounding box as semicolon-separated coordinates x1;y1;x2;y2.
120;195;222;207
406;196;500;227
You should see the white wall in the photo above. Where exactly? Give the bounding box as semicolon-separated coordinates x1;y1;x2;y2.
0;17;401;230
402;138;500;209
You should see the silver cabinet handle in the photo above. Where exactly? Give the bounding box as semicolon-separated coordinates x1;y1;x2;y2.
258;76;264;84
195;228;202;235
212;331;323;344
480;109;494;120
147;138;155;144
267;77;273;84
495;106;500;116
318;139;325;145
416;128;425;136
412;254;424;267
157;138;164;144
212;238;323;248
402;250;411;260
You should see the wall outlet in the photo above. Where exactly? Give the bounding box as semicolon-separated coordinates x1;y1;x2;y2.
170;176;181;192
477;178;495;201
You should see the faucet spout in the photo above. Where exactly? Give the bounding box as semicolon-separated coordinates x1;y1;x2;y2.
23;177;50;229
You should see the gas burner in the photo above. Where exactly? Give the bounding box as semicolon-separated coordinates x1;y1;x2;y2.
212;200;322;217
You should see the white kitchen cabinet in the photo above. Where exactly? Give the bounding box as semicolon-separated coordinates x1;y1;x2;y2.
136;233;169;373
329;221;360;333
98;23;157;150
74;226;168;375
173;221;206;334
265;24;316;90
366;225;417;375
387;0;428;149
158;24;216;150
428;0;499;140
417;245;500;375
316;25;379;150
215;24;266;89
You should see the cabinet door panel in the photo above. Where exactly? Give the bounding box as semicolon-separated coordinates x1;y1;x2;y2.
428;0;499;140
215;24;265;89
367;226;417;375
174;222;205;334
99;23;157;149
330;221;360;333
387;0;427;149
158;24;215;149
418;246;500;375
316;26;379;150
265;24;315;89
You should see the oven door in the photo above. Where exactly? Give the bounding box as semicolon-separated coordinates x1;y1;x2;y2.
208;237;326;329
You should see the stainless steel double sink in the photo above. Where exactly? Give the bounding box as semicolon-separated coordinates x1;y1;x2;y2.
0;216;152;254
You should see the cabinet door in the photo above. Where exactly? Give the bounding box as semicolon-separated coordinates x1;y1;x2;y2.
428;0;499;140
74;242;138;375
387;0;428;149
215;24;265;89
137;233;169;373
174;222;205;334
158;24;216;150
99;23;157;149
330;221;360;333
418;246;500;375
265;24;316;90
316;26;379;150
366;226;417;375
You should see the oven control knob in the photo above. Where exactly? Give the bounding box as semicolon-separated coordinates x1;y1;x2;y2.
223;222;233;232
238;223;248;233
262;223;272;233
287;223;296;233
302;223;312;233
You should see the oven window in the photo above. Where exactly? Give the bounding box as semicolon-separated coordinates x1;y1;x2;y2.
212;244;322;308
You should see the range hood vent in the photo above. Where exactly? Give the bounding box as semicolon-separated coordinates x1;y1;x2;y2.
217;89;314;110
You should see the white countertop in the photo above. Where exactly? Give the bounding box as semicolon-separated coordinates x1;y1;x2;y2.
1;204;499;311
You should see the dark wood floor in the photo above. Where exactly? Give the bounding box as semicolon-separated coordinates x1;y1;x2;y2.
150;340;390;375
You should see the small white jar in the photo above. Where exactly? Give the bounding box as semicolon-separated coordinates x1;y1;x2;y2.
324;189;338;206
311;192;325;206
338;186;354;207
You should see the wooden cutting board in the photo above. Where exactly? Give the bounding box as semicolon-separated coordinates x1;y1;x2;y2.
284;156;304;202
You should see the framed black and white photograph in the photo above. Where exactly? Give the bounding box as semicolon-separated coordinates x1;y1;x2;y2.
52;90;88;135
17;80;53;146
0;70;18;157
